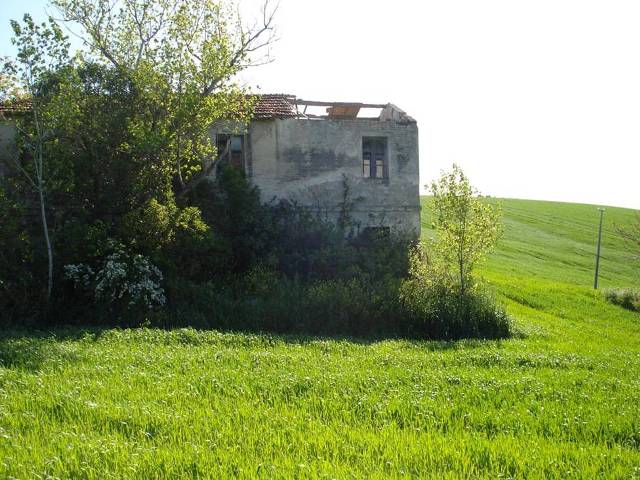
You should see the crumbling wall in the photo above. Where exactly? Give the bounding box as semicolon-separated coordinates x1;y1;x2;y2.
247;117;420;235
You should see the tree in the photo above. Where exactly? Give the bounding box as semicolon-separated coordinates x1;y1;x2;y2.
1;0;277;321
51;0;277;197
429;164;502;295
1;15;70;303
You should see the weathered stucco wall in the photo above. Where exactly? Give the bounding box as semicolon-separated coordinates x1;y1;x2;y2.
247;117;420;235
0;123;18;177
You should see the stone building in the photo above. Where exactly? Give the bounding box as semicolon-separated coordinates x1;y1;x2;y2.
214;94;421;236
0;101;26;178
1;94;421;235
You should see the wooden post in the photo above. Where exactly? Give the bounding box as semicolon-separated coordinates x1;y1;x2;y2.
594;208;605;289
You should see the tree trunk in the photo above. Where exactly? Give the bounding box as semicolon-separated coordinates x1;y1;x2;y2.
37;158;53;303
33;103;54;305
459;256;465;296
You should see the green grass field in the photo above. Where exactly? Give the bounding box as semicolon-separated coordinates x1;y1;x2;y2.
1;198;639;479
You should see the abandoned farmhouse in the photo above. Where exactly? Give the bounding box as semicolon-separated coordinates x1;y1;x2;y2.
0;94;421;235
215;94;420;235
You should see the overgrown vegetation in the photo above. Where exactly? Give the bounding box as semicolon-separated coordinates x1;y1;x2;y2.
396;164;509;339
603;288;640;312
2;191;639;478
0;1;510;340
1;204;639;479
1;0;272;320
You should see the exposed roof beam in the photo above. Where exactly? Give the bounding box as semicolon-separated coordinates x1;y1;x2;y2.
295;99;387;109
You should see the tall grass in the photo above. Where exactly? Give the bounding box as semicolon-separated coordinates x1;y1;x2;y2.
0;325;638;479
0;198;639;478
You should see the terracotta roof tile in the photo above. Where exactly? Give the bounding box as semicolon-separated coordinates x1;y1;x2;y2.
1;95;298;119
252;93;297;119
0;98;32;115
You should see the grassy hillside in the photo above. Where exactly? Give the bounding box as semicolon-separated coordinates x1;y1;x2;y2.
476;198;638;287
1;199;639;479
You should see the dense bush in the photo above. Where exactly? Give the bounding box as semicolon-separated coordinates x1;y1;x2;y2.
161;250;510;340
189;167;412;284
0;185;39;324
2;164;511;339
64;241;165;320
603;288;640;312
162;273;403;337
399;245;510;339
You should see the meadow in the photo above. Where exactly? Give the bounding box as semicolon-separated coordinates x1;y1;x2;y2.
1;198;639;479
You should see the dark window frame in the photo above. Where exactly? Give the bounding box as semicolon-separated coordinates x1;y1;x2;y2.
362;136;388;179
216;133;245;171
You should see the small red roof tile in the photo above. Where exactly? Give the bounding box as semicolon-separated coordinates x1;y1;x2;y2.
252;93;297;119
0;98;32;115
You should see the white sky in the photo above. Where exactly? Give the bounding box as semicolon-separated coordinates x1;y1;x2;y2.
3;0;640;209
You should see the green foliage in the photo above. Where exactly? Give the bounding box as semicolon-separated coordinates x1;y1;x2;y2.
2;14;72;305
1;199;640;477
191;166;271;273
121;196;208;253
429;164;502;295
393;165;511;339
0;185;37;323
164;273;404;337
2;0;276;320
4;14;69;93
165;258;508;341
50;0;272;197
603;288;640;312
63;241;166;324
189;166;412;283
2;1;419;337
400;244;511;339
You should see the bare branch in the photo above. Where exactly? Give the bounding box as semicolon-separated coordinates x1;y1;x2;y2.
51;0;122;68
202;1;277;96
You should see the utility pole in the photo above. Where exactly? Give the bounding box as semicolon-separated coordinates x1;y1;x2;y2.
594;208;605;289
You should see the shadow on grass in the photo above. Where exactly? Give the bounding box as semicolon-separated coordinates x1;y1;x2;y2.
0;327;110;372
209;329;507;351
0;337;70;372
0;324;505;372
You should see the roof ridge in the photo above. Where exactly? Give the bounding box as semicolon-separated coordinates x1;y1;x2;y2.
1;94;300;119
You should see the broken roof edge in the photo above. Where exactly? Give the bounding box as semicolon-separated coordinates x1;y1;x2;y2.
379;103;416;124
253;94;416;122
0;93;416;123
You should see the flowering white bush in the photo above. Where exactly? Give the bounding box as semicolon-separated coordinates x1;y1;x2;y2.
63;264;95;289
64;244;165;311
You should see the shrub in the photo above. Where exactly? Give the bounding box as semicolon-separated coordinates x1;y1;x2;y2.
399;245;511;339
64;241;165;324
190;168;412;283
189;167;271;273
163;272;403;337
603;288;640;312
0;185;39;325
163;258;511;341
4;156;510;341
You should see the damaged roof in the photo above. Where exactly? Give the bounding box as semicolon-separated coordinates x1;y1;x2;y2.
1;94;414;122
254;94;415;122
